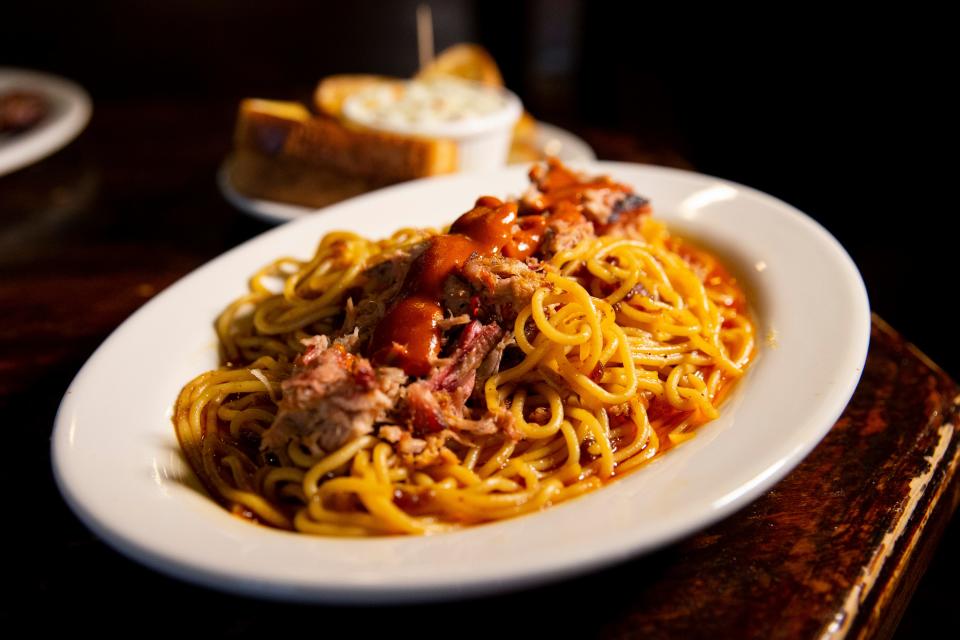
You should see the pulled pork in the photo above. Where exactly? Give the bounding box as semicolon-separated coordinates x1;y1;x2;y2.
346;240;429;344
539;212;595;258
596;193;652;236
376;320;518;467
404;320;514;437
445;253;545;321
262;159;654;467
261;335;406;454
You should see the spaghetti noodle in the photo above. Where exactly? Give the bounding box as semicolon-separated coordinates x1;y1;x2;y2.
174;159;755;535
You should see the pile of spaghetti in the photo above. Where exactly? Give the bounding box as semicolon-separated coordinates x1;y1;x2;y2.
174;159;755;536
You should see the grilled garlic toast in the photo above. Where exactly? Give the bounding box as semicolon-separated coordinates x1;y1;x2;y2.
234;98;457;189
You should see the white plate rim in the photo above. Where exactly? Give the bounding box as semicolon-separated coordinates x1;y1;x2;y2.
52;161;871;603
0;67;92;177
218;121;597;225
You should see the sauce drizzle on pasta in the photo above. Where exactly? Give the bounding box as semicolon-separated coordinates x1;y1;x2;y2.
173;160;756;535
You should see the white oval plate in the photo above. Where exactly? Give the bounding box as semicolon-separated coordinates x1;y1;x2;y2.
52;162;870;603
0;68;92;177
219;121;597;225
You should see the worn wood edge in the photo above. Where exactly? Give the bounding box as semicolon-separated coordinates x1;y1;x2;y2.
853;420;959;639
854;412;960;639
818;421;957;639
821;315;960;639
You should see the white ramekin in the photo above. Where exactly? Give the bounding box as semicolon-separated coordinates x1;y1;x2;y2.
341;80;522;172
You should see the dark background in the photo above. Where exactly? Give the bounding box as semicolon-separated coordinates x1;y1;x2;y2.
6;1;950;374
2;0;952;635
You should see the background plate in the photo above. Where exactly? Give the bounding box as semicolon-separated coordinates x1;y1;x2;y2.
0;68;91;177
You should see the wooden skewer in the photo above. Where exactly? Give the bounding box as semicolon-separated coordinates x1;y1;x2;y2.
417;4;435;71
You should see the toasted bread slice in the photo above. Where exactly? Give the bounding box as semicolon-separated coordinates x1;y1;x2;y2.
287;116;457;182
314;74;403;119
229;149;374;209
234;99;311;155
231;98;458;207
235;98;457;182
415;43;504;86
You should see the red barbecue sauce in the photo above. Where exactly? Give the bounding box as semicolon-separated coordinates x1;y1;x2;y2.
370;161;628;378
523;157;630;213
371;196;542;376
371;196;560;376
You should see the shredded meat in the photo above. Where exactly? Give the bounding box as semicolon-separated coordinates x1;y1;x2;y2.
381;427;475;468
456;254;545;320
473;331;513;400
378;425;427;455
437;313;472;330
539;214;595;258
261;335;406;454
263;161;659;467
524;158;652;246
582;190;648;226
403;320;516;440
527;160;570;194
347;241;429;344
442;275;473;317
407;431;455;467
433;321;503;392
597;193;652;237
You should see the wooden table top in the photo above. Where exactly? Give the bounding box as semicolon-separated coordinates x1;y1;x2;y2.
3;98;957;638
